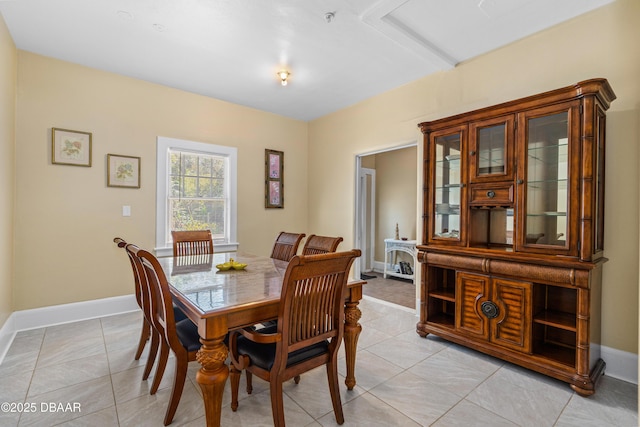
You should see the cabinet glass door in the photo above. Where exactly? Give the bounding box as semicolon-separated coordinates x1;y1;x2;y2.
469;116;513;182
524;111;570;248
433;132;463;240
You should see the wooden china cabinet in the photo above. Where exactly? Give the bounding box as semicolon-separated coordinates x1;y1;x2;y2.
416;79;616;395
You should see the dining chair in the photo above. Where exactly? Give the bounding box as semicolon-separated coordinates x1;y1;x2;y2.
115;238;188;381
114;237;151;362
134;246;203;426
171;230;214;257
301;234;343;255
270;231;306;261
229;249;361;426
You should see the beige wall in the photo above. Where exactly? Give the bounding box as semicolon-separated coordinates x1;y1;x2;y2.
13;52;308;311
372;146;418;262
0;15;16;327
308;0;639;354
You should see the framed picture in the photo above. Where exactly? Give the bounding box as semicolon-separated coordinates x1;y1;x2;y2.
265;149;283;208
107;154;141;188
51;128;92;166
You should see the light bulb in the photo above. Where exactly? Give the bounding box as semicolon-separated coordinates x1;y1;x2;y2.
278;70;290;86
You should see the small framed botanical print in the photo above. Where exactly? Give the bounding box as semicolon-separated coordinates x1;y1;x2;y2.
51;128;92;167
107;154;141;188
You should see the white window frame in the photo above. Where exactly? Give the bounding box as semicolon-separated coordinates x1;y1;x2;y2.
156;136;238;256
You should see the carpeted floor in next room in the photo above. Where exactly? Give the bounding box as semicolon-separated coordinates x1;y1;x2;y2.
361;272;416;310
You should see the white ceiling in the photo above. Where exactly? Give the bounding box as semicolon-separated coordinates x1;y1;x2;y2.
0;0;613;121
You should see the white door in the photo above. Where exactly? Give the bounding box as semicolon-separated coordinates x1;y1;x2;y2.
358;167;376;273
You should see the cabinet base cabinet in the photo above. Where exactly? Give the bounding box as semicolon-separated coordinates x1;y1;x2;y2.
416;253;605;396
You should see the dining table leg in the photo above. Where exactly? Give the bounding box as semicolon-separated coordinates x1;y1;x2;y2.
343;285;363;390
195;332;229;427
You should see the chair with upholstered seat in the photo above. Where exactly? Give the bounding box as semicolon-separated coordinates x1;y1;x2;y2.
114;237;151;362
171;230;214;257
270;231;305;261
115;237;187;384
229;249;361;426
133;245;203;426
301;234;343;255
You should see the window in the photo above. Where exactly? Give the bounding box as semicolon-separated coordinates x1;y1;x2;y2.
156;137;237;256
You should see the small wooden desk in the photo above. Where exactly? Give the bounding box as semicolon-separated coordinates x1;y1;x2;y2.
158;252;365;427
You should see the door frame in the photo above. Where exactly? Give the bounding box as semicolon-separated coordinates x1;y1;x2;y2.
354;141;420;311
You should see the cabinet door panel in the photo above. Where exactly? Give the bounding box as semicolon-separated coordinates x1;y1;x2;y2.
516;101;580;256
429;126;467;245
469;115;514;182
491;278;532;352
456;272;489;338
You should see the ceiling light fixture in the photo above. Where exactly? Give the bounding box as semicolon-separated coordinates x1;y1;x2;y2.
278;70;290;86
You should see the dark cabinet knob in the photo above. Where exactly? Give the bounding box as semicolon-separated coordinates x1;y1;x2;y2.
481;301;499;319
516;179;524;184
487;190;495;198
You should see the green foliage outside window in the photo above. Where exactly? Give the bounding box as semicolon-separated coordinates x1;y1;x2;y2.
169;150;227;238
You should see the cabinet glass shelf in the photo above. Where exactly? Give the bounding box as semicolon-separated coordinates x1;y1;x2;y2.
527;211;567;217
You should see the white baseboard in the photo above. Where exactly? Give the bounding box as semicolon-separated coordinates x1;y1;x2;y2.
373;261;385;274
0;315;16;367
0;294;138;365
601;345;638;384
0;294;637;385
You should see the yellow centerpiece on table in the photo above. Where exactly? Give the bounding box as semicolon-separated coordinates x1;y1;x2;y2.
216;258;247;271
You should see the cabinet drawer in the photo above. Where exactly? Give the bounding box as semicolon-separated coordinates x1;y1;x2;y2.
469;183;513;206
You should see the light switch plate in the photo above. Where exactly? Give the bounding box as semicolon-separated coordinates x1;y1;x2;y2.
122;205;131;217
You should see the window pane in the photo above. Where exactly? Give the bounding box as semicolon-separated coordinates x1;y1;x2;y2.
183;153;198;176
182;177;197;197
170;199;225;237
212;178;224;197
170;176;181;197
167;148;228;242
212;158;225;178
170;153;181;175
199;156;212;177
199;178;212;198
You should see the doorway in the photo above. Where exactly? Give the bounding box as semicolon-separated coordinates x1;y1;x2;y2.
354;143;419;311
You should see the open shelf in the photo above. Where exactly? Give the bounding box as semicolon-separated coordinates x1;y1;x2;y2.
533;341;576;368
533;310;576;331
430;289;455;302
426;312;455;328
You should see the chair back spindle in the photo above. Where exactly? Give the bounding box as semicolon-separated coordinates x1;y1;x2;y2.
171;230;214;257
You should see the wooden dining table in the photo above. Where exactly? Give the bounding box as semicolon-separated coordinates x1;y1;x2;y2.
158;252;366;427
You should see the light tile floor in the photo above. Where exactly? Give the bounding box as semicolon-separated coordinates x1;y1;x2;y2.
0;298;636;426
